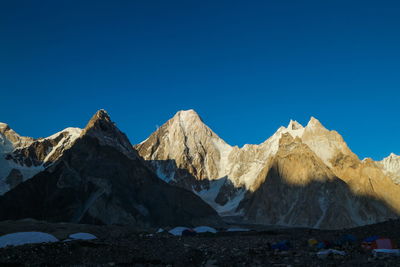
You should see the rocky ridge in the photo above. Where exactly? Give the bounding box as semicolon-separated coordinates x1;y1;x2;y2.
0;122;81;195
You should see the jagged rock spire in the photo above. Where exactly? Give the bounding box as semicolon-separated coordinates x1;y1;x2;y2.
84;109;112;130
82;109;137;159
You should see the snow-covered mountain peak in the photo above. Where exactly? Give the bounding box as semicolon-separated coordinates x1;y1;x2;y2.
0;123;33;149
255;121;306;164
137;109;234;181
176;109;201;119
165;109;226;144
380;153;400;168
287;120;304;130
0;123;17;142
0;123;14;136
173;109;204;128
378;153;400;184
0;123;83;195
301;116;359;168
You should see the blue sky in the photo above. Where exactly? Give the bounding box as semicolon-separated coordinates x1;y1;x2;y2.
0;0;399;160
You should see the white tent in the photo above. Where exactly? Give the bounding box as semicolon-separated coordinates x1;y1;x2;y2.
0;232;59;248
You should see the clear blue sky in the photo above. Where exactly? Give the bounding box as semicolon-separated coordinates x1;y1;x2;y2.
1;0;399;160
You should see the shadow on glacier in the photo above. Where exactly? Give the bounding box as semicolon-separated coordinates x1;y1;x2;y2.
144;159;246;216
145;159;399;230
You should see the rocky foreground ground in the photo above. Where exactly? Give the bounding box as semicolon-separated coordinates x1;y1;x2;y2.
0;219;399;266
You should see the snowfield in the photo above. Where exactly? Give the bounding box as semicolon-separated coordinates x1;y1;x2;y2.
0;232;58;248
69;233;97;240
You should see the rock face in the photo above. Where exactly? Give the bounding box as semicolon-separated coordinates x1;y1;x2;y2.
136;110;400;229
0;110;220;227
135;110;246;215
0;122;81;195
239;134;396;229
135;110;232;182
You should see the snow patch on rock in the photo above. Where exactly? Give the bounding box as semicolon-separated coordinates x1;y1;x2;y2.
378;153;400;184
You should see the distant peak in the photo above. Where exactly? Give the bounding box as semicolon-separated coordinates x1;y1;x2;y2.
287;120;304;130
388;153;399;158
306;116;324;128
45;127;82;140
0;122;19;136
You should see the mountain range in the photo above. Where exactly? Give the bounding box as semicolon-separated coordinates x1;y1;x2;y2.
1;109;399;229
0;110;220;227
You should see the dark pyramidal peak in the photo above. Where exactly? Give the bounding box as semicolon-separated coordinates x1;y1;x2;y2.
0;110;221;227
84;109;114;130
82;109;137;159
